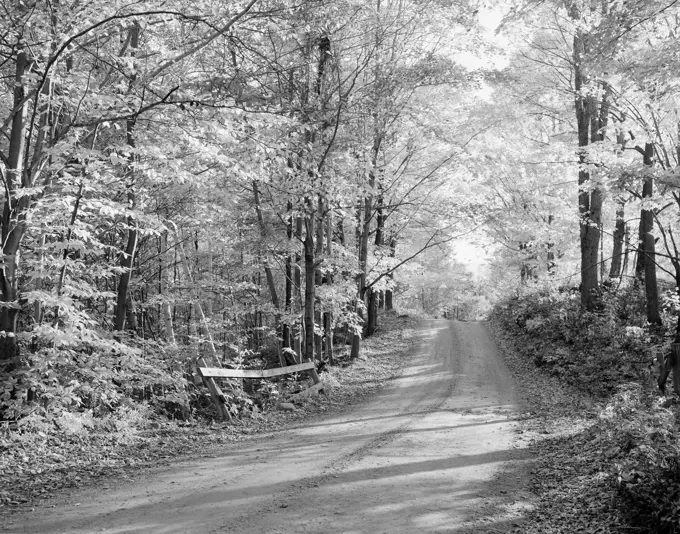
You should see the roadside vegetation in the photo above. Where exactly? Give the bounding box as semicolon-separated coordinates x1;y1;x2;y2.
491;282;680;534
0;311;424;514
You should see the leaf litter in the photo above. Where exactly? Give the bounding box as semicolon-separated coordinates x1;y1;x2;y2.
489;319;632;533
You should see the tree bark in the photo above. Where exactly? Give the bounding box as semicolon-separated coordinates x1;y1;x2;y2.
114;25;140;332
303;215;315;362
324;205;334;364
314;195;324;361
366;289;378;336
573;28;604;311
160;231;175;343
635;212;645;280
546;214;556;274
366;185;385;337
0;49;31;362
641;143;662;326
622;223;630;277
351;135;381;356
294;216;303;362
385;237;396;310
609;200;625;279
283;201;293;359
350;200;363;359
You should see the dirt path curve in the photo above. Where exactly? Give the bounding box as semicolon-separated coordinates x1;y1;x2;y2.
11;320;531;534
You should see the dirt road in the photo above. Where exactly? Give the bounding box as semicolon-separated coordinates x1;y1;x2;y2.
9;320;532;534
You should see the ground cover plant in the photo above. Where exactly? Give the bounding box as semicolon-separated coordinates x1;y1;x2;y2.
491;282;680;533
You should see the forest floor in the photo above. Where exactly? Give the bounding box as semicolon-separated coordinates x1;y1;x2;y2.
488;320;633;533
2;318;533;533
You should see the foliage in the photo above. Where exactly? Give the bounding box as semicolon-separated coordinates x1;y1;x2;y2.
0;310;422;510
490;281;655;398
0;0;486;426
492;283;680;532
601;384;680;533
1;340;192;421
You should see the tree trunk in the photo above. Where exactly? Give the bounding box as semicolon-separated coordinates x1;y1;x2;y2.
579;184;602;311
609;200;625;279
385;289;393;311
337;217;346;246
519;242;529;284
641;143;662;326
114;25;140;332
0;49;30;363
635;213;645;281
303;216;315;362
351;136;381;357
366;186;385;337
159;232;175;343
294;216;303;362
314;195;324;362
573;28;605;311
350;201;363;360
366;289;378;336
622;223;630;277
206;240;213;318
350;331;361;360
385;237;396;310
283;201;293;359
324;207;334;364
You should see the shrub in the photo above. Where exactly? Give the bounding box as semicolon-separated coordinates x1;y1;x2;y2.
489;282;652;398
601;385;680;533
492;282;680;533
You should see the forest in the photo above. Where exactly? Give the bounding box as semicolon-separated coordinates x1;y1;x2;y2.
3;0;680;531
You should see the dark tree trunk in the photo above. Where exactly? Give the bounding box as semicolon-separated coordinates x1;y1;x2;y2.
366;186;385;337
303;216;315;362
546;215;555;274
519;242;529;284
324;207;334;364
572;22;607;311
609;201;625;278
366;289;378;336
641;143;662;326
351;135;381;357
635;214;645;281
294;216;303;362
1;50;31;363
337;217;345;246
283;201;293;357
114;25;140;332
350;201;363;360
385;237;396;311
314;196;324;362
623;223;631;276
578;181;602;312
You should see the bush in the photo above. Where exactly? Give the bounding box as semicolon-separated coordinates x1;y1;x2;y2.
489;282;652;398
492;282;680;533
601;385;680;533
2;337;192;425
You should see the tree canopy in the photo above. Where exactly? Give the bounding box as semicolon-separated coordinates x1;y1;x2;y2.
4;0;680;421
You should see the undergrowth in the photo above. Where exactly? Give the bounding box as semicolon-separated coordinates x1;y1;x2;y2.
0;311;423;512
491;281;680;533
